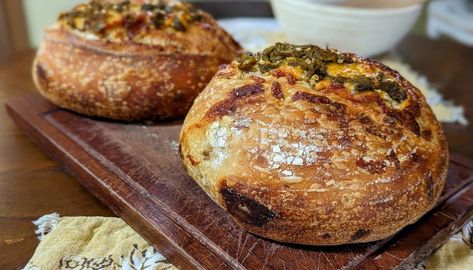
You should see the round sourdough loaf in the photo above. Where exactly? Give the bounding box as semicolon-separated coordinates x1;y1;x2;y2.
179;43;448;245
33;0;242;121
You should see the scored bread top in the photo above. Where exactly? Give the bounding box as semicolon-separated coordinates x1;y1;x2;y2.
180;43;448;244
50;0;241;55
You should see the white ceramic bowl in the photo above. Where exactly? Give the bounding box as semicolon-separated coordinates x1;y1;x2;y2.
271;0;423;56
299;0;426;8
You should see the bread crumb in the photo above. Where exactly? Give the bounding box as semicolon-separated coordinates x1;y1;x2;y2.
281;175;302;183
308;183;327;192
281;170;293;176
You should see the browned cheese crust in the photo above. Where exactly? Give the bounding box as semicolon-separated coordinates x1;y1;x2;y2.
33;0;242;121
179;43;449;245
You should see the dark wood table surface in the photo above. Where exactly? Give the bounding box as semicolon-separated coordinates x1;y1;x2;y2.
0;35;472;269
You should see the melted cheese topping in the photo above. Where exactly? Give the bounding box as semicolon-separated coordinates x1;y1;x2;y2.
326;63;375;78
236;43;408;106
57;0;207;44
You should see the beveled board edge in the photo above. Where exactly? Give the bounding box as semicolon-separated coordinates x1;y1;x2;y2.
355;182;473;270
5;93;473;270
5;93;245;270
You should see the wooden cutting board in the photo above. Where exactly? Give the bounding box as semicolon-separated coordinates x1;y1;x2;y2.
5;93;473;270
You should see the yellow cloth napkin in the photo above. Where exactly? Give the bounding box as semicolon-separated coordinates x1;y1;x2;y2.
420;221;473;270
23;214;176;270
23;214;472;270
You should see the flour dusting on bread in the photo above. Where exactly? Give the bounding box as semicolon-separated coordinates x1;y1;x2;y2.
180;43;448;245
33;0;242;121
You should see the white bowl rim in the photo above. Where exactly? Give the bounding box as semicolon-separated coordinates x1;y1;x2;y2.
272;0;423;15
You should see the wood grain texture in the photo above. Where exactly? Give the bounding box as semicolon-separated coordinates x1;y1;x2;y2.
1;35;473;269
5;93;473;270
0;51;113;270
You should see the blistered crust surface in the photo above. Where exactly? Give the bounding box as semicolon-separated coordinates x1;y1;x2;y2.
33;1;242;121
180;46;448;245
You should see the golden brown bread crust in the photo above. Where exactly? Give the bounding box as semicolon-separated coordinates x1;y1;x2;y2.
179;43;448;245
33;0;242;121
